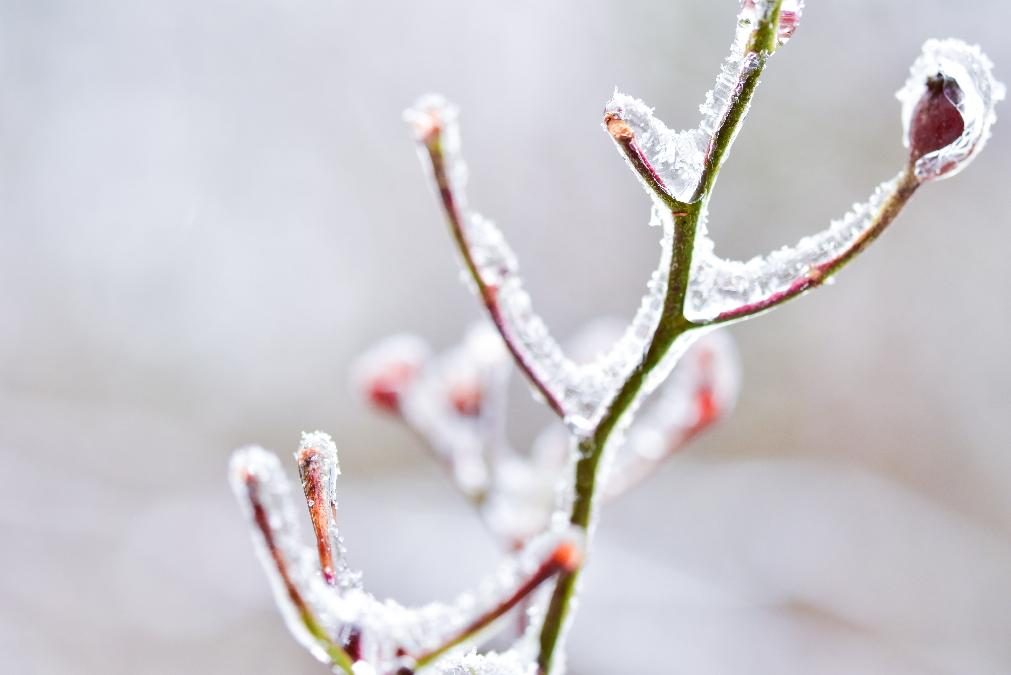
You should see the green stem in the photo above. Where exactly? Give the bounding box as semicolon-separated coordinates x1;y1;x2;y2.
692;2;783;202
301;610;356;674
535;3;785;673
535;205;702;675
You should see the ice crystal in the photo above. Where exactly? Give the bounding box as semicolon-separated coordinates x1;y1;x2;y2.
675;38;1002;322
604;92;706;203
406;97;679;432
602;1;803;206
434;650;535;675
685;175;903;322
231;435;582;673
351;334;430;414
604;330;740;497
355;321;739;546
740;0;805;47
897;39;1005;181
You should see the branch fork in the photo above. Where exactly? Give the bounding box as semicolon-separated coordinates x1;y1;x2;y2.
232;434;583;674
405;2;1001;672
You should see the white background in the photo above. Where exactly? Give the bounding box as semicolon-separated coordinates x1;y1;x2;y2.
2;1;1010;673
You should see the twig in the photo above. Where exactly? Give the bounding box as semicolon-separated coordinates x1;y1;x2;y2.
412;542;582;669
535;3;788;671
604;114;689;213
416;119;568;419
706;166;921;324
238;469;355;675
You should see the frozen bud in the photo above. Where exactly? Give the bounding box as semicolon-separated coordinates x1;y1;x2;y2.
898;39;1004;182
448;381;483;417
295;432;341;585
738;0;804;47
443;322;508;417
776;0;804;46
404;94;461;152
681;330;740;436
365;363;416;413
908;74;965;166
549;540;584;573
403;94;455;144
351;335;430;415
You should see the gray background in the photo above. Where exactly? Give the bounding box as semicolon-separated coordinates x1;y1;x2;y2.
2;1;1010;673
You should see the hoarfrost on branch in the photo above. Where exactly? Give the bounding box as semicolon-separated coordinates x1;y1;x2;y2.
230;2;1002;673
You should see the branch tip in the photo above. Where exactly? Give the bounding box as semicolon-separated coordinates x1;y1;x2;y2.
296;440;341;586
604;113;634;142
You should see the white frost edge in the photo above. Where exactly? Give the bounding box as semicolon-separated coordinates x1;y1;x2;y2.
898;38;1005;181
231;442;580;671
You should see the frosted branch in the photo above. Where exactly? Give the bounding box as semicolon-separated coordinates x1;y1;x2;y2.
604;1;804;209
603;330;740;499
603;96;700;207
686;37;1004;325
236;3;1003;673
405;97;570;420
898;39;1005;182
353;324;510;504
230;444;356;673
406;99;688;433
353;322;737;549
231;434;582;673
296;433;355;588
688;171;919;324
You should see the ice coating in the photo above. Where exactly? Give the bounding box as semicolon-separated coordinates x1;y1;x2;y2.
298;430;340;477
604;91;705;203
697;0;773;148
775;0;805;46
231;438;583;673
898;39;1005;181
740;0;805;48
229;446;348;666
604;330;740;498
683;174;902;322
435;651;535;675
232;0;1005;670
355;321;558;543
355;320;738;547
397;322;511;500
406;96;679;432
296;432;359;589
650;38;1002;324
350;333;430;414
604;1;804;206
686;35;1000;321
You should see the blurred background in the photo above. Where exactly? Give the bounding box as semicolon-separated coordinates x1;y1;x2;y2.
2;1;1010;673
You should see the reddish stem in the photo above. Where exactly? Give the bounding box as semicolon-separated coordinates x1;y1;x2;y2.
420;119;567;419
710;167;921;325
412;541;582;668
604;113;687;212
296;445;339;586
239;469;354;673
